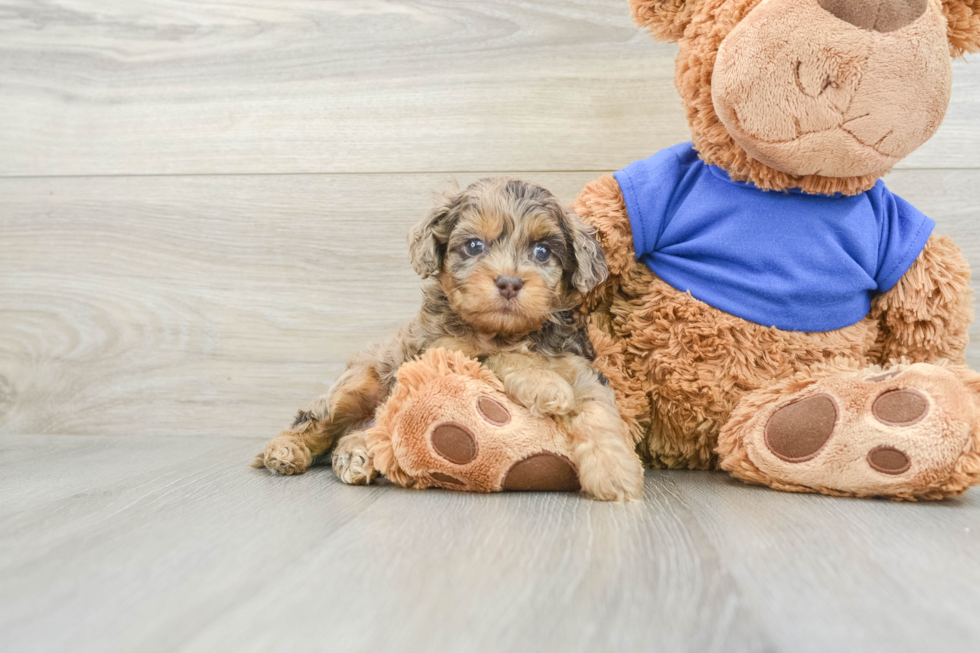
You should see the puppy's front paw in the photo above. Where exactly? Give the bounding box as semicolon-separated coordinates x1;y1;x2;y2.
574;439;645;502
332;436;378;486
583;466;644;502
510;373;575;418
255;436;313;475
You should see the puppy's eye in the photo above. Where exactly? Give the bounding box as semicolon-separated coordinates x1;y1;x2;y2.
533;244;551;262
464;239;485;256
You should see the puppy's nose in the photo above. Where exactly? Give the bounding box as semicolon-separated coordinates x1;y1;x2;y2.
495;275;524;300
818;0;926;33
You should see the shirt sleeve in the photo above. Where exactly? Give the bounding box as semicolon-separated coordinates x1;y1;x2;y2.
613;144;688;258
870;182;936;293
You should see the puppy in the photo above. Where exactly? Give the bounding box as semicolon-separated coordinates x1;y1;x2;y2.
252;177;644;501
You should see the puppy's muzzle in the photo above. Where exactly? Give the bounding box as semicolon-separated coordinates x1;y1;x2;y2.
495;275;524;300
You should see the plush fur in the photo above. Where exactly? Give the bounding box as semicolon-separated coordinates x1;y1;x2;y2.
569;0;980;499
252;178;644;501
255;0;980;502
944;0;980;56
712;0;951;180
642;0;976;195
365;348;564;492
365;347;641;498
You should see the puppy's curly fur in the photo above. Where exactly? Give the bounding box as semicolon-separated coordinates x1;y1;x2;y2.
252;177;644;501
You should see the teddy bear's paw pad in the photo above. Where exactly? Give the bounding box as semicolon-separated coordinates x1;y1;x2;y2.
477;396;511;425
748;364;976;496
765;394;837;462
502;453;581;492
872;389;928;426
430;423;479;464
866;446;911;475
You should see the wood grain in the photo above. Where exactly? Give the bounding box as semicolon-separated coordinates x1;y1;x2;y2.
0;0;977;177
0;171;594;438
3;434;979;653
1;170;977;439
2;3;979;652
674;473;980;653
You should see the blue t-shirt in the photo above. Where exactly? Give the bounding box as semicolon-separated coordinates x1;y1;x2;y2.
613;143;935;332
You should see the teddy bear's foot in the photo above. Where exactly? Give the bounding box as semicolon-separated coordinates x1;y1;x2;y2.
379;394;581;493
719;363;980;500
366;348;585;494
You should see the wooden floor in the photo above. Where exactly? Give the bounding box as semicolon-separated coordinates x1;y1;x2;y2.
2;1;980;651
2;434;979;653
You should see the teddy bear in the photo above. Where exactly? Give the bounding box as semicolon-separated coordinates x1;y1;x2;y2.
365;0;980;500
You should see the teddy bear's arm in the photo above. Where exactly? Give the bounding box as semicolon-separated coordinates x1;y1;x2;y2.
871;234;973;365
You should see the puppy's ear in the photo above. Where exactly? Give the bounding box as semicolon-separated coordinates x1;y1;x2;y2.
943;0;980;57
629;0;702;42
407;186;463;278
561;207;609;295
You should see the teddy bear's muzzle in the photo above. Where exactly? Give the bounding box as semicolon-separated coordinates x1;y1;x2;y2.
710;0;951;179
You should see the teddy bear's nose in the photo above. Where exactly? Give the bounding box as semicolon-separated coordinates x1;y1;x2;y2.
818;0;927;33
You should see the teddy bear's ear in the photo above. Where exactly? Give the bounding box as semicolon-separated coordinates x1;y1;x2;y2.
629;0;701;42
942;0;980;56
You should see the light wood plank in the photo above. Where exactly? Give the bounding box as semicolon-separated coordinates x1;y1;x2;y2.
674;473;980;653
0;0;977;177
2;435;978;653
0;434;769;653
0;171;599;438
1;4;978;652
1;170;977;439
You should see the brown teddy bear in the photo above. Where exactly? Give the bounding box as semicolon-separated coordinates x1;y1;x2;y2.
367;0;980;500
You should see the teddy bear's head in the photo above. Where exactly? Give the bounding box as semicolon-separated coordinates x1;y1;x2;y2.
631;0;980;194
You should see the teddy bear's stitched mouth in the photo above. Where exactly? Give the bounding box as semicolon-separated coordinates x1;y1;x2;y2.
731;107;896;160
710;0;952;181
734;60;894;160
761;126;894;158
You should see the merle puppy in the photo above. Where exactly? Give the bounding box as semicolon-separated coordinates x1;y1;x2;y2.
252;177;644;501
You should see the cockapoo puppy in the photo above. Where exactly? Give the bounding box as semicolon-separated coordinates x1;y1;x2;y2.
252;177;644;501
